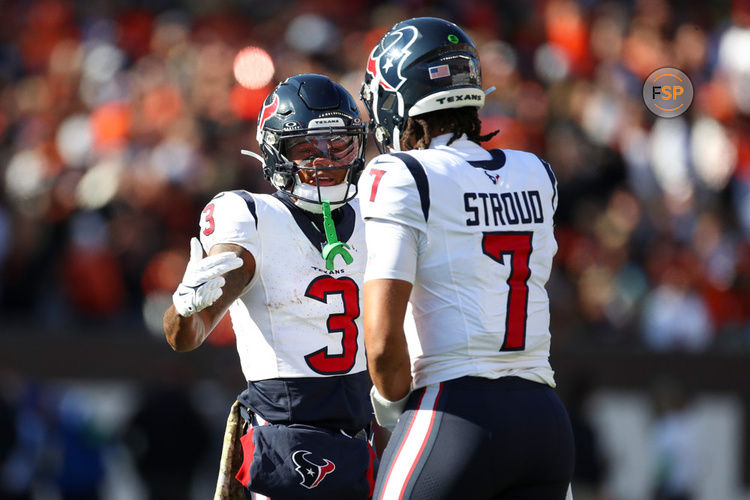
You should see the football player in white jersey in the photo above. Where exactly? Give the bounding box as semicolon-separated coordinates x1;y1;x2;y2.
163;74;378;499
358;18;575;499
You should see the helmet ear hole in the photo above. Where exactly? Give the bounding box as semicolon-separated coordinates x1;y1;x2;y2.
381;94;397;112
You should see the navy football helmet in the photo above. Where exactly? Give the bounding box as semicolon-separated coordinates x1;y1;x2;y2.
361;17;485;151
244;74;366;212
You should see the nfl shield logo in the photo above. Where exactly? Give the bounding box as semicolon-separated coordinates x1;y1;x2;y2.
428;64;450;79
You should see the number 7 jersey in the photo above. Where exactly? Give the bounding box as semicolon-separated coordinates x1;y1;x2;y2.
199;190;368;382
358;135;559;389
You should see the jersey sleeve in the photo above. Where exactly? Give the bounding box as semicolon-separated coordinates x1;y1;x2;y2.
363;218;420;283
357;154;428;234
198;190;260;258
534;154;558;214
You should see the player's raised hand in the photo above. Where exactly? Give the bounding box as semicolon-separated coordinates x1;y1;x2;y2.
172;237;243;317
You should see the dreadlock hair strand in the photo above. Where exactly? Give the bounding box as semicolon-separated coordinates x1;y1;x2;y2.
399;107;499;151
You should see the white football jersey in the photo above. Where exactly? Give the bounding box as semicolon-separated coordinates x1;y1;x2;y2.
198;190;368;381
358;134;558;389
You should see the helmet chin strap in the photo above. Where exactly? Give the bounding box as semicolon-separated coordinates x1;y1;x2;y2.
241;149;264;165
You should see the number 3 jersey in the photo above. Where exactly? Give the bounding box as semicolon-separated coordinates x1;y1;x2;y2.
358;134;559;390
198;190;371;430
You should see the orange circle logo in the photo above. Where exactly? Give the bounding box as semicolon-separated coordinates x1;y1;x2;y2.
642;67;693;118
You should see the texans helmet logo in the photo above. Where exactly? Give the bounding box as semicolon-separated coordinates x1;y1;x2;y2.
292;450;336;489
258;94;279;132
484;170;500;184
366;25;419;92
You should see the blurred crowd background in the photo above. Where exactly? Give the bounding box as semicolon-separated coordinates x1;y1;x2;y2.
1;0;749;498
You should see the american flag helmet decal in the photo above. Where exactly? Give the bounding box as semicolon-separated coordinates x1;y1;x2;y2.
428;64;450;79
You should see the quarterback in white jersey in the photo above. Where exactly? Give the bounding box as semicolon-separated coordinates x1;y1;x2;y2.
360;138;558;390
359;18;574;500
164;74;377;499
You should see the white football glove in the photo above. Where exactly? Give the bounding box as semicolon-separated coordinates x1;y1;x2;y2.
172;237;243;317
370;386;411;432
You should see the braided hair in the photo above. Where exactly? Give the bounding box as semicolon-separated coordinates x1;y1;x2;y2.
399;107;499;151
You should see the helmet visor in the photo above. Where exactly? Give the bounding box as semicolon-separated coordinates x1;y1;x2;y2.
285;134;362;186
